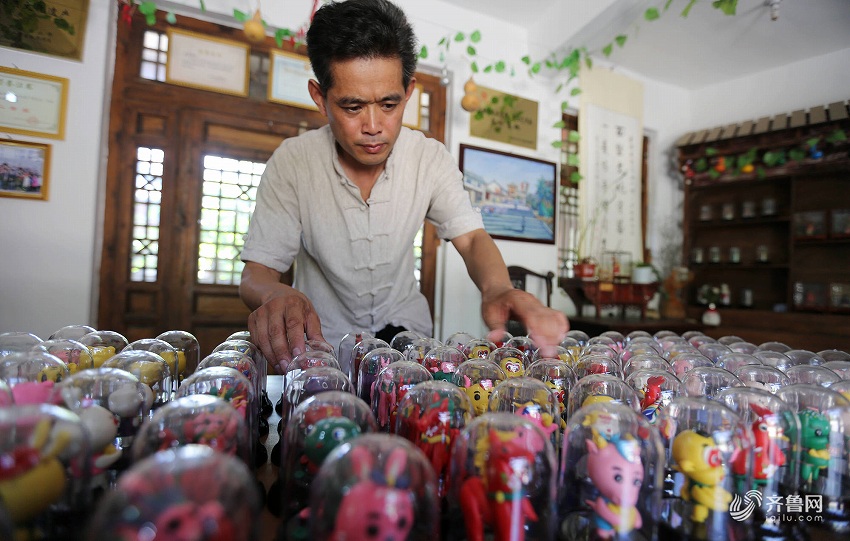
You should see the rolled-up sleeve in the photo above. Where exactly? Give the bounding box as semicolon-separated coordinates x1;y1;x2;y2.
423;142;484;241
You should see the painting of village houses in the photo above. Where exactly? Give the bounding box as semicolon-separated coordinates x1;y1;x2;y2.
460;144;556;244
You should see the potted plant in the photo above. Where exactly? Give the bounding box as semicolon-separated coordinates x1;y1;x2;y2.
631;262;660;284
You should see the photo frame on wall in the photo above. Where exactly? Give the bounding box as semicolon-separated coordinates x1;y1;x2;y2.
459;144;557;244
0;139;51;201
165;28;250;97
0;67;68;140
268;49;318;111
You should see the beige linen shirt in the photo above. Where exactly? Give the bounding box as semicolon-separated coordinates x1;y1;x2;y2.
241;125;483;348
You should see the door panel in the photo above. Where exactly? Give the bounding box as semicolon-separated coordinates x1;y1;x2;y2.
100;13;447;355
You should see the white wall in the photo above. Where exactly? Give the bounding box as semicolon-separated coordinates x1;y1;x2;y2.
690;47;850;129
0;0;115;339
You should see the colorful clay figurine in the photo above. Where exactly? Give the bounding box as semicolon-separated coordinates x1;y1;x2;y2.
406;396;458;497
794;409;830;485
0;418;71;523
672;430;732;523
514;401;558;436
304;417;361;470
585;436;644;539
330;446;414;541
639;376;666;424
462;376;495;417
459;429;538;541
731;404;786;490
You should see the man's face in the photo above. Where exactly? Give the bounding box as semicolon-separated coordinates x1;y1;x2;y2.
309;57;415;173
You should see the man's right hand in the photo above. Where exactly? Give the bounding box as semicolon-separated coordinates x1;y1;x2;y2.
239;261;325;374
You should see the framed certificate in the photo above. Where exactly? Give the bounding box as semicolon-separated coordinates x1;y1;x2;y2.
267;50;318;110
0;67;68;140
165;28;250;97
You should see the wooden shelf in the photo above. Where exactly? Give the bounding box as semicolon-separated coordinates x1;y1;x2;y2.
679;113;850;348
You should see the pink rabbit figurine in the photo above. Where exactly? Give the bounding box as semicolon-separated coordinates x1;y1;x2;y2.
330;446;414;541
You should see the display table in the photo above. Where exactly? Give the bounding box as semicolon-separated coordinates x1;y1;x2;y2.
559;277;659;319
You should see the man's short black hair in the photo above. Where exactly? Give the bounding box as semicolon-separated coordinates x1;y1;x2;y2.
306;0;418;94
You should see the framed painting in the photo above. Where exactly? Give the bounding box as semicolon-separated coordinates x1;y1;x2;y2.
459;144;557;244
268;49;318;111
0;139;51;201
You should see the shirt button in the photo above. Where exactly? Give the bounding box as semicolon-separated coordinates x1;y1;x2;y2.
367;235;374;241
368;264;376;270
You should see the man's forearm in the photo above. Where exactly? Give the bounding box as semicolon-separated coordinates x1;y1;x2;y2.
239;262;288;310
453;229;513;298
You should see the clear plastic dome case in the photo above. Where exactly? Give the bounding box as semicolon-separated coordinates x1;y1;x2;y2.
715;352;762;374
421;345;466;382
40;339;94;374
348;337;390;386
753;350;794;373
281;366;352;431
389;330;424;356
774;383;850;499
395;380;473;499
337;330;375;379
0;351;69;405
157;330;201;385
715;386;799;537
566;330;590;347
462;338;497;361
78;330;129;368
680;366;744;399
728;341;759;355
487;346;529;379
622;353;673;379
666;352;713;380
53;367;154;460
404;337;443;365
371;361;433;432
487;377;562;450
657;396;753;541
525;358;576;420
559;402;664;541
356;347;405;406
444;331;476;352
88;445;262;541
284;350;341;412
447;412;557;541
214;338;267;395
176;367;257;465
131;394;250;465
0;404;90;539
573;354;624;380
310;434;439;541
734;364;791;394
48;325;96;341
625;368;685;425
758;341;792;354
558;337;583;361
102;350;173;409
0;331;43;359
507;335;537;359
277;391;376;526
124;338;179;394
452;359;506;416
785;364;840;387
566;374;641;419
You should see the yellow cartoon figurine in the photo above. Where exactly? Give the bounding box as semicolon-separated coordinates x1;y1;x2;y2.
499;356;525;378
462;378;495;416
672;430;732;523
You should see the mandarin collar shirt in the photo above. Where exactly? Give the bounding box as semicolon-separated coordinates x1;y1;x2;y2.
241;125;483;349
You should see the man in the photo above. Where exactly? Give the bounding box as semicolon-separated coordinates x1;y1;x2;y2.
239;0;568;374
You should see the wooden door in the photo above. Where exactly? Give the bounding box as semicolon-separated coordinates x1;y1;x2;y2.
98;13;446;355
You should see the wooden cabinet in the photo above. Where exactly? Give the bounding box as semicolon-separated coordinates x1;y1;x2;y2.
677;103;850;350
